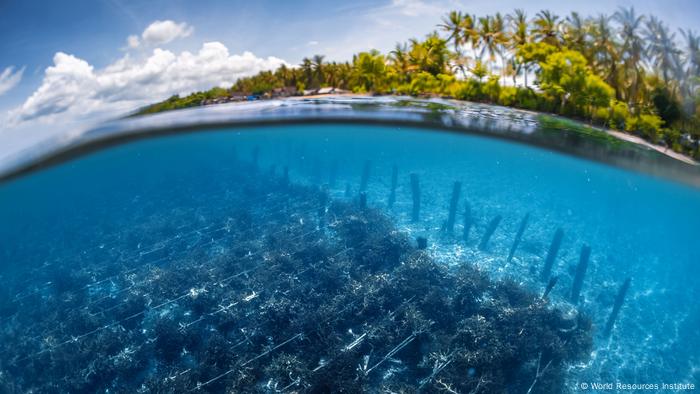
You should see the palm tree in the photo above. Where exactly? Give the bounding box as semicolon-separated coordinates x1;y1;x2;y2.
323;61;339;88
563;12;589;54
680;29;700;99
532;10;561;46
300;57;314;89
681;29;700;78
408;33;451;76
508;9;529;48
590;14;621;98
275;64;294;86
312;54;325;87
476;14;507;76
460;14;479;60
614;7;645;107
439;11;465;52
508;9;529;86
389;42;413;82
352;50;386;92
645;16;683;84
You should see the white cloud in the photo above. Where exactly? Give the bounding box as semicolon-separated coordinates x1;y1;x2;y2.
127;20;193;48
307;40;319;46
142;20;193;46
0;66;25;96
9;41;287;125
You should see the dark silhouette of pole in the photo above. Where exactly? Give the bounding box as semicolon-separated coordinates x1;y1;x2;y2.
569;244;591;304
445;181;462;233
603;278;631;338
507;213;530;262
478;215;502;251
540;228;564;282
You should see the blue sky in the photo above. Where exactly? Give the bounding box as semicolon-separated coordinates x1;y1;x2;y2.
1;0;699;158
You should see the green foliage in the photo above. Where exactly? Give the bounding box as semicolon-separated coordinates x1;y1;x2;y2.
352;50;387;93
610;100;630;129
626;114;664;142
585;74;615;108
408;72;439;95
538;50;589;108
498;86;518;107
651;86;682;126
483;75;501;102
470;60;488;81
408;32;451;76
592;106;611;125
516;42;558;65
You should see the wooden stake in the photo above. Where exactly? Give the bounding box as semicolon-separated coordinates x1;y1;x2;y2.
540;228;564;282
445;181;462;233
603;278;631;338
507;213;530;262
542;275;558;299
478;216;502;251
569;244;591;304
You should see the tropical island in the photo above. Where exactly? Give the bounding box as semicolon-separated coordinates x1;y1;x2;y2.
136;8;700;160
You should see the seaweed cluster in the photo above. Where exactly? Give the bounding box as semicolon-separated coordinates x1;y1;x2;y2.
0;160;591;393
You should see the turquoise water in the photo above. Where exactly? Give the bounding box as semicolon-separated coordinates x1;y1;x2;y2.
0;124;698;392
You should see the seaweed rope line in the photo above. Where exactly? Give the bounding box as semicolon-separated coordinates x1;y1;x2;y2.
72;240;339;384
178;245;350;332
159;246;354;385
80;199;324;317
188;281;367;392
17;195;317;340
9;189;290;303
14;210;327;363
21;204;293;342
298;295;417;381
271;296;417;392
418;350;456;389
16;222;323;363
306;297;414;370
190;332;304;392
19;196;316;343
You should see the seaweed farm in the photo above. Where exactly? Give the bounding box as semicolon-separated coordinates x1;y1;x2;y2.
0;123;699;392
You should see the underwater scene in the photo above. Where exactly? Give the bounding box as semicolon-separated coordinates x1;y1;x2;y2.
0;121;699;393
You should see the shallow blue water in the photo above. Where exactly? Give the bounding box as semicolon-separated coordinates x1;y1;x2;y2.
1;124;698;391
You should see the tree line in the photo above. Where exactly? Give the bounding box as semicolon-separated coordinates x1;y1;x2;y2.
137;7;700;157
